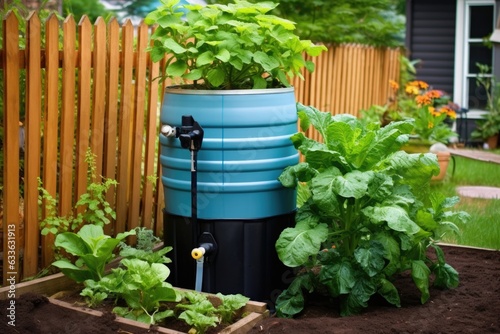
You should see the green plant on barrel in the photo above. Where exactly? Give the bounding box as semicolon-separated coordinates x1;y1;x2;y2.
275;103;470;317
145;0;327;89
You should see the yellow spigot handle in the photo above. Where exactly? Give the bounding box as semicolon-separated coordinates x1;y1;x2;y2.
191;247;205;260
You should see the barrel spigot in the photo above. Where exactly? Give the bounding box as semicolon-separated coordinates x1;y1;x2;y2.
191;242;216;260
191;232;217;260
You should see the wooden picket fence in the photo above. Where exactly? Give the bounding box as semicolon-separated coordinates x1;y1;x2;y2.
0;12;401;285
291;45;401;142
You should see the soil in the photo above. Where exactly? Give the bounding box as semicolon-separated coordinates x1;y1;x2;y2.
248;245;500;334
0;245;498;334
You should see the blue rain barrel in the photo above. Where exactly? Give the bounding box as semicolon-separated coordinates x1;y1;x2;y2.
160;87;299;304
160;87;298;220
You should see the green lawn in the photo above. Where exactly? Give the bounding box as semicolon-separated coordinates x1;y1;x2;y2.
431;154;500;250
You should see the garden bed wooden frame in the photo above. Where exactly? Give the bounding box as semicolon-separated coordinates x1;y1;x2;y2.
0;272;269;334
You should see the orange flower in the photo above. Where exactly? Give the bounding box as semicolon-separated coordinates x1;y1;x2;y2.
416;81;429;89
416;94;432;106
389;80;399;91
407;80;429;90
440;106;457;119
426;90;442;99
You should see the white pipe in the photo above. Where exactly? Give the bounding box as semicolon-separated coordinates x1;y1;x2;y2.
195;256;204;291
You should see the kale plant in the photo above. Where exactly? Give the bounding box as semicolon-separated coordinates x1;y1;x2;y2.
275;103;470;317
119;227;173;264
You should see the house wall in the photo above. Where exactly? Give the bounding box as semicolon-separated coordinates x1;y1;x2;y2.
406;0;457;98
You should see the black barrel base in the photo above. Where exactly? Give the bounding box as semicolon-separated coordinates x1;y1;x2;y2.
163;210;295;307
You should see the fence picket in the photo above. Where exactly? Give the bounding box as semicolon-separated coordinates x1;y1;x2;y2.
103;18;120;236
74;16;92;213
143;33;160;231
115;20;134;234
91;17;108;178
128;21;149;234
40;14;60;267
23;12;43;278
2;12;21;285
59;15;76;221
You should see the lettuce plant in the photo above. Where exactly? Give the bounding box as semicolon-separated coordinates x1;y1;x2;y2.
175;291;250;334
52;224;136;282
275;103;469;317
100;258;180;325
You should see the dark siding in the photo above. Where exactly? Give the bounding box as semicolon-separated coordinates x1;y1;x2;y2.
406;0;457;97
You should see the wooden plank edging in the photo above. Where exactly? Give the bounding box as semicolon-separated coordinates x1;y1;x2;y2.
0;272;76;300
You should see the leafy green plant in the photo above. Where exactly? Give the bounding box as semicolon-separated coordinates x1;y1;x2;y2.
176;291;219;333
175;290;250;333
215;292;250;324
144;0;327;89
51;224;136;282
80;286;108;308
99;258;180;325
119;227;173;264
471;63;500;141
275;103;469;317
39;149;117;235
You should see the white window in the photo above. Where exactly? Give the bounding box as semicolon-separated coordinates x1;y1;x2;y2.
454;0;495;118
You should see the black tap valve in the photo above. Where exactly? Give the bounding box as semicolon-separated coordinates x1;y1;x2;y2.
179;115;204;151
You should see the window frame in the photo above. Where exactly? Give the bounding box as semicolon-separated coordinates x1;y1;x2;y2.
454;0;495;118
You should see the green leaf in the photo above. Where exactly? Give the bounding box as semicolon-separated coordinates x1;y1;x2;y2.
340;276;377;316
415;210;439;232
253;51;280;72
354;241;386;277
432;263;459;289
206;67;225;87
377;278;401;307
251;75;267;89
411;260;431;304
319;258;356;296
183;69;203;81
311;167;342;216
178;310;219;332
332;170;371;199
276;274;314;318
51;260;94;283
305;147;348;170
325;121;355;156
276;220;329;267
215;49;231;62
216;293;250;323
166;60;188;77
54;232;91;257
163;37;187;54
297;103;332;136
362;205;420;235
366;172;393;201
372;232;401;276
196;51;215;66
278;162;317;188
